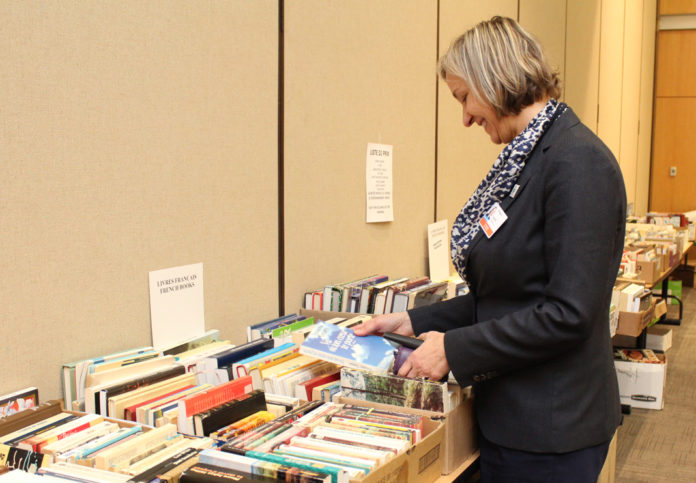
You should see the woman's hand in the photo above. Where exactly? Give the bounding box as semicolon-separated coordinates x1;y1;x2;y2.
397;331;450;380
351;311;414;337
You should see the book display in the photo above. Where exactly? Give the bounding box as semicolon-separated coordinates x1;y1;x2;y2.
0;310;475;481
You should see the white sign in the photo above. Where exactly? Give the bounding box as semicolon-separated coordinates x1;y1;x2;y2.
149;262;205;349
366;143;394;223
428;220;450;282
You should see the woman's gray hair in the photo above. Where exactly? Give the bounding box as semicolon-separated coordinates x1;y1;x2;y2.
439;16;561;116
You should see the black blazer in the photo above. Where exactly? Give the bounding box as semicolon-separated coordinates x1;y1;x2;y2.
409;107;625;453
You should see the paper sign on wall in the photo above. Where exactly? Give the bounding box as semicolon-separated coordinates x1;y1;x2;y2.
428;220;450;282
149;262;205;349
366;143;394;223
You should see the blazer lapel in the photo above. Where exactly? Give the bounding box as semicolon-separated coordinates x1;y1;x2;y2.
459;107;581;275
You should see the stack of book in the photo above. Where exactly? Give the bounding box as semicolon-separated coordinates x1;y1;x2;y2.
176;376;260;436
303;275;453;315
0;402;213;481
62;330;223;412
184;400;429;482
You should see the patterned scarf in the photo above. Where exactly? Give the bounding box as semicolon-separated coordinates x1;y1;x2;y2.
451;99;567;285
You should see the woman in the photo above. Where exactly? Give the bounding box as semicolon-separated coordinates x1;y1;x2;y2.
354;17;625;482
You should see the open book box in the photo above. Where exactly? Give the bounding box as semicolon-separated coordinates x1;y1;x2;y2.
336;395;471;482
616;300;658;337
335;396;444;483
614;352;667;410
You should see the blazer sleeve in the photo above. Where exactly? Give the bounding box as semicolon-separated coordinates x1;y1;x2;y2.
443;139;626;387
408;292;476;335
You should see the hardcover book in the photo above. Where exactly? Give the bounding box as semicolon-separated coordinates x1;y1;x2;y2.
299;322;395;374
339;367;459;412
193;390;267;437
177;375;254;435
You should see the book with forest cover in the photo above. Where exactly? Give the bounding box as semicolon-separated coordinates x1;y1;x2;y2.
299;322;395;374
340;367;460;413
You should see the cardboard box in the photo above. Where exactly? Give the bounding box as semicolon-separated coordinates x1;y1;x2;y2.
614;353;666;410
646;326;672;351
616;300;655;337
337;390;476;477
636;259;661;284
336;397;446;483
438;394;476;475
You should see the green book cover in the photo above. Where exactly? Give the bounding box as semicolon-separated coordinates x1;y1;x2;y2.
272;317;315;338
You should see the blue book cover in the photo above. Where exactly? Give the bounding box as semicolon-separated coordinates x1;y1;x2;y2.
299;322;395;373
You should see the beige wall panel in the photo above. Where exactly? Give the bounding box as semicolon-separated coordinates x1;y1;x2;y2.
619;5;645;208
284;1;438;310
436;0;518;230
660;0;696;14
597;0;626;160
0;1;279;399
651;98;696;212
635;0;657;216
655;29;696;97
519;0;567;94
565;0;602;131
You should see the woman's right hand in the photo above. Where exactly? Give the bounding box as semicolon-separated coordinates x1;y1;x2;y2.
351;311;414;337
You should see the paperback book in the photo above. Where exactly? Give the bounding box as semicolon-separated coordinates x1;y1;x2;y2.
339;367;460;413
299;322;395;374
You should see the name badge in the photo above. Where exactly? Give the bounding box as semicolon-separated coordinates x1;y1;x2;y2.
479;202;508;238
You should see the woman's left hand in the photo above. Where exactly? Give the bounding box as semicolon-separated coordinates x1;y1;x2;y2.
397;331;450;380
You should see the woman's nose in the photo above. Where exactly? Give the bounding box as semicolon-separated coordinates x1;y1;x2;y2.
462;108;473;127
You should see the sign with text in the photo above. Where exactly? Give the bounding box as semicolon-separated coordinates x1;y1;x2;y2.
428;220;450;282
366;143;394;223
149;262;205;349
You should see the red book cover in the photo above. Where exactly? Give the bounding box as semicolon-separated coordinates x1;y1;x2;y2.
180;375;253;419
295;370;340;401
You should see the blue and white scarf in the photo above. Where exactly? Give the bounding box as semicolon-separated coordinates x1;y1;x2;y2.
451;99;567;285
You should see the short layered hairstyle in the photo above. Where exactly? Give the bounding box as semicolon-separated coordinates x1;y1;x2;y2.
439;16;561;117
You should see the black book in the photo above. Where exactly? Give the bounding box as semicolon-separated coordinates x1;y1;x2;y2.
194;390;266;437
94;364;186;415
213;338;275;369
180;463;276;482
129;446;201;482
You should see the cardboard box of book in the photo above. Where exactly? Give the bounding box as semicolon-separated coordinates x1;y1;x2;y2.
636;259;661;284
616;300;655;337
336;367;475;476
336;396;450;483
614;349;666;410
